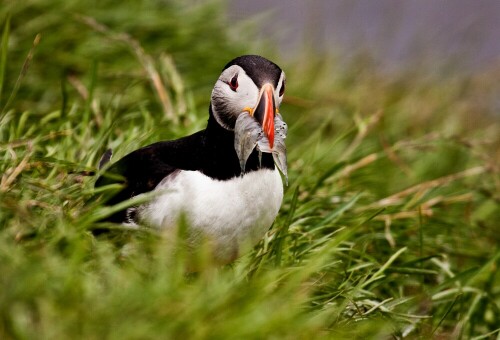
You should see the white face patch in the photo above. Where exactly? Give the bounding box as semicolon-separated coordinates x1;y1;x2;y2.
211;65;286;130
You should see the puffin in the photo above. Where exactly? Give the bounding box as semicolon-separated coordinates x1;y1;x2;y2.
95;55;288;264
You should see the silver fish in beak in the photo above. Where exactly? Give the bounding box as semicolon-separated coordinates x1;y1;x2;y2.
234;111;288;184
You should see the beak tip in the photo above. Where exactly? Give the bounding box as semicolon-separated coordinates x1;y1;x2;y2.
269;132;274;149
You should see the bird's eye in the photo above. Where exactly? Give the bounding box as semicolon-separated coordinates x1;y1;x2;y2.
229;74;238;91
279;80;285;97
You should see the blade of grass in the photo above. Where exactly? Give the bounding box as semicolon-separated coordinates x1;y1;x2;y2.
470;328;500;340
0;33;41;119
0;14;10;107
81;188;167;225
359;247;407;289
432;293;461;336
315;192;362;229
274;185;299;266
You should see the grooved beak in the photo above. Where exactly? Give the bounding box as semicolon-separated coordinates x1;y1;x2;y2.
253;83;276;149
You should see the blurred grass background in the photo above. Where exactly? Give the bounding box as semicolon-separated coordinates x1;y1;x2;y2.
1;0;499;338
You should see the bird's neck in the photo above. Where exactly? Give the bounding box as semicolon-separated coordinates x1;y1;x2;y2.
200;109;238;179
205;109;235;146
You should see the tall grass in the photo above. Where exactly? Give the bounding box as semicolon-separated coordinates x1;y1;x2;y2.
1;1;499;338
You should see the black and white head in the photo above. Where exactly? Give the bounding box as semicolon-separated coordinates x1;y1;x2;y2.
211;55;286;147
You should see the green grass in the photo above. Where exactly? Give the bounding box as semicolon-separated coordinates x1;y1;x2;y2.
1;1;499;338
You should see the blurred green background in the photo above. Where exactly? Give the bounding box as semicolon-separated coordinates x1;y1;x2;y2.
0;1;499;338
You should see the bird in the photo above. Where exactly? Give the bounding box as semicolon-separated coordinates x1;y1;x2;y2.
95;55;288;264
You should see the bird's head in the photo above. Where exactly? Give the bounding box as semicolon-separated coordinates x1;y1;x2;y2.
211;55;286;148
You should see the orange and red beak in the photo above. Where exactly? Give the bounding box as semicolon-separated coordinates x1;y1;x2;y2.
253;83;276;149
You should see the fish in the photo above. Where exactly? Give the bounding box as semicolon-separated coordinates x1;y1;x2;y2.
234;112;288;184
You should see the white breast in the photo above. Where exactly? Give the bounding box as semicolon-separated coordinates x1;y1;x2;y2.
137;169;284;263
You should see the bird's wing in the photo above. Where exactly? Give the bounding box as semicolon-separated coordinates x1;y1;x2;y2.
95;131;205;223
